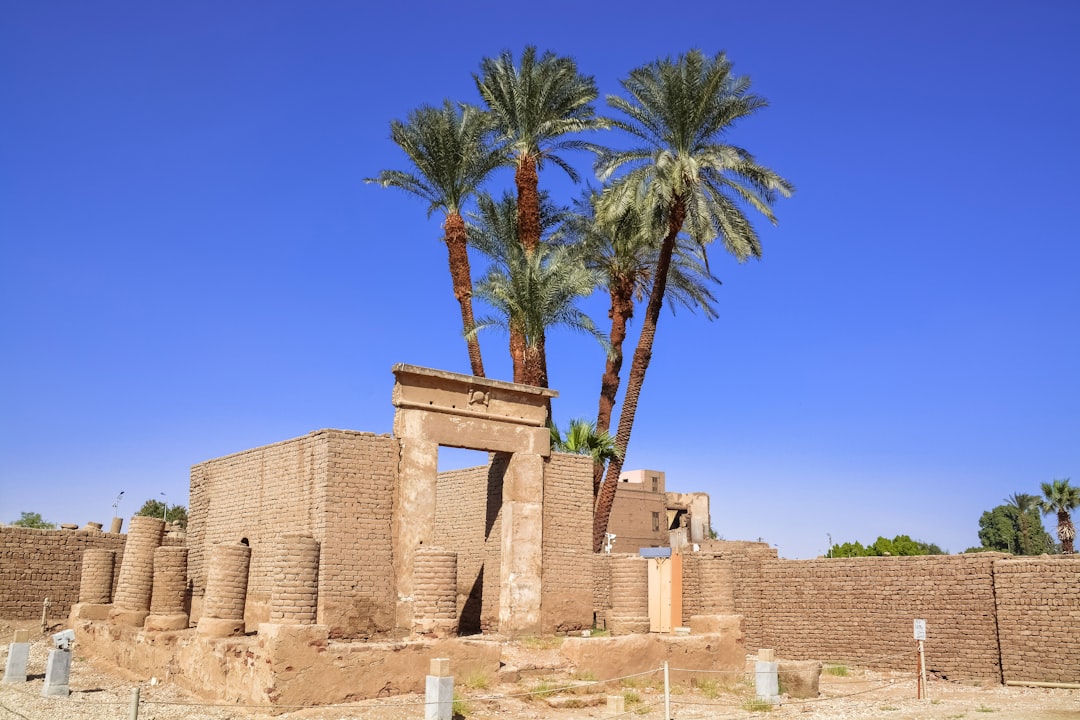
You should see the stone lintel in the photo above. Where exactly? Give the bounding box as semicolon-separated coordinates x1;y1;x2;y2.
391;363;557;429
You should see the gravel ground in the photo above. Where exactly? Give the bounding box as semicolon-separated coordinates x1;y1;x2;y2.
1;623;1077;720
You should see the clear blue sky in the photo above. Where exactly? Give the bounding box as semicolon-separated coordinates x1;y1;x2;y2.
2;2;1077;558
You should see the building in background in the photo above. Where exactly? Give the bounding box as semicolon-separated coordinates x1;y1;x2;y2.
606;469;712;554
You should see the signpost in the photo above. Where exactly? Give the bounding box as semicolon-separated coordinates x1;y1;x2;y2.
914;619;928;699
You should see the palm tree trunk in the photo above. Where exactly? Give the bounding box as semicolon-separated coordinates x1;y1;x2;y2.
592;199;685;552
593;285;634;497
444;213;485;377
1059;510;1075;554
510;322;526;384
515;154;541;256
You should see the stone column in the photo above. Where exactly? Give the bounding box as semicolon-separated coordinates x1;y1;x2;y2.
197;542;251;637
145;546;189;631
70;549;116;622
392;436;439;631
498;452;544;636
413;547;458;638
269;534;320;625
609;555;650;635
109;515;165;626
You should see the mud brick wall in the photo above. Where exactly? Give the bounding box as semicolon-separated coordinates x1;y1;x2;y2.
592;554;612;628
0;527;126;619
994;556;1080;684
434;459;504;633
731;554;1005;680
188;429;398;638
541;452;593;633
681;552;736;618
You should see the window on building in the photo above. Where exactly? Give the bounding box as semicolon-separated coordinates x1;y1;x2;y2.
652;511;660;532
651;476;658;492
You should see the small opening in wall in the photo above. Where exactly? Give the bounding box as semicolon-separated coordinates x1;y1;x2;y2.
240;538;249;546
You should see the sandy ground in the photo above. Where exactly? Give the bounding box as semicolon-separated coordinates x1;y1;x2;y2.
1;620;1076;720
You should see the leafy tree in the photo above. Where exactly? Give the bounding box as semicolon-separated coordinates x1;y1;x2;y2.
11;511;55;529
468;191;604;390
974;501;1054;554
367;100;504;377
135;500;188;530
828;535;945;557
550;418;620;476
1039;477;1079;554
591;50;793;551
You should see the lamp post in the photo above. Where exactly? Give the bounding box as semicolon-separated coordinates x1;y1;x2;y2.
112;491;124;519
160;492;167;522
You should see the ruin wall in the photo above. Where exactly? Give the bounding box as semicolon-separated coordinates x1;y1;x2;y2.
993;556;1080;684
0;526;126;619
540;452;593;633
188;429;398;637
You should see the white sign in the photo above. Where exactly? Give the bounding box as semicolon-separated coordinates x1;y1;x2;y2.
913;619;927;641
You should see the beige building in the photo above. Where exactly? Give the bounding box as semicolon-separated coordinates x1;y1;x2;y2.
607;469;712;554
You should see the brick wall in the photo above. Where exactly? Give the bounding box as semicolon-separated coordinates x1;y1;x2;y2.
994;556;1080;684
607;477;668;553
541;452;593;633
188;429;399;638
0;527;126;619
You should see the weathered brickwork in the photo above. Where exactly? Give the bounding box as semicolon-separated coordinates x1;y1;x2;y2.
609;554;649;635
413;546;458;637
0;526;126;619
267;534;319;625
681;552;735;618
79;549;117;605
994;556;1080;684
540;452;593;633
188;429;398;637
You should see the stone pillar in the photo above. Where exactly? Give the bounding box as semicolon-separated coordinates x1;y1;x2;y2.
755;648;780;703
609;555;650;635
413;547;458;638
109;515;165;626
269;534;320;625
2;630;30;683
197;542;251;637
70;549;116;622
109;517;123;534
498;452;544;636
425;658;453;720
144;546;189;631
392;436;439;631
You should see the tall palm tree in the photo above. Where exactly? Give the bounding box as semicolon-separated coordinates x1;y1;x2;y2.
468;191;604;391
1005;492;1039;555
590;50;794;551
475;47;605;257
1039;478;1079;554
366;100;503;377
563;189;721;497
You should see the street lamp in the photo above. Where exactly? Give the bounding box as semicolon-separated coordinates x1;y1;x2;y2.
160;492;167;522
112;491;124;519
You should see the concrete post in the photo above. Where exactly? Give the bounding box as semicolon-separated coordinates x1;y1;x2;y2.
2;630;30;683
425;657;453;720
755;648;780;704
41;649;72;696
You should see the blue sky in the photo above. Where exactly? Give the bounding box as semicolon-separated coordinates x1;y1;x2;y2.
2;2;1077;558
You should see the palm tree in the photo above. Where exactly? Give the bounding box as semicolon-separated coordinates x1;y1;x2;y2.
563;189;721;496
468;191;604;392
1005;492;1039;555
1039;478;1079;554
366;100;503;377
475;46;605;257
550;418;620;469
590;50;794;551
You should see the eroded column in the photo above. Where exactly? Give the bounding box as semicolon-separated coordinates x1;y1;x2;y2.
413;547;458;638
609;555;650;635
145;546;189;631
197;542;251;637
109;515;165;626
392;435;439;631
269;534;320;625
70;549;116;622
498;452;544;636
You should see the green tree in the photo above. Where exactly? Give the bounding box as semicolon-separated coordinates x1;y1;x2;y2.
468;191;604;391
135;500;188;530
11;511;55;529
975;502;1053;554
550;418;620;474
591;50;793;551
1005;492;1040;555
563;189;721;496
1039;477;1079;554
828;535;945;557
367;100;504;377
475;46;605;258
